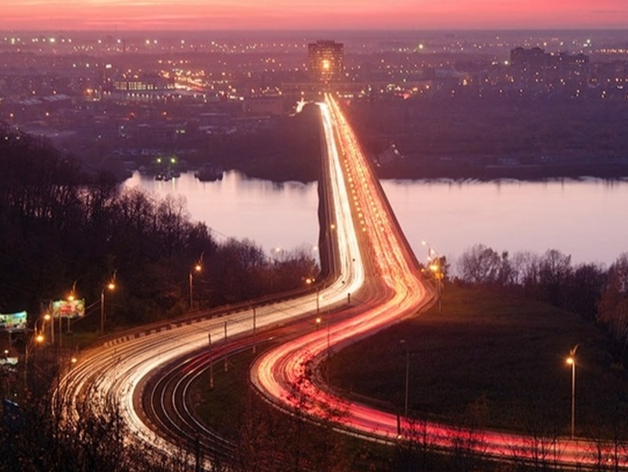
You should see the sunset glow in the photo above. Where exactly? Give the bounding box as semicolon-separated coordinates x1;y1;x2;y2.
2;0;628;31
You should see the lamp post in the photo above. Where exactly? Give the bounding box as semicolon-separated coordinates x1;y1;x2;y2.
100;282;116;336
208;332;214;390
252;306;257;354
189;263;202;310
306;277;320;314
223;321;229;372
400;339;409;418
423;240;444;315
429;261;443;315
43;313;53;345
566;344;580;439
24;330;44;384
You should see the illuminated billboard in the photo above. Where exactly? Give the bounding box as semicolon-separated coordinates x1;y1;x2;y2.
0;311;27;332
51;299;85;319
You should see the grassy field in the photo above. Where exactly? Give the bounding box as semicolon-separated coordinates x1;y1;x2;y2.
192;284;628;442
327;284;628;437
190;349;257;439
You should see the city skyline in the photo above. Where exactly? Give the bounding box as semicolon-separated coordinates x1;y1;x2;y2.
2;0;628;31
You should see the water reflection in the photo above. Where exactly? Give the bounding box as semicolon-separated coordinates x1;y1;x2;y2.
123;172;628;267
123;171;320;257
383;178;628;267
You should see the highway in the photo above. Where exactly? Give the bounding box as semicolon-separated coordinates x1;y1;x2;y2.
55;94;628;470
54;90;366;465
250;95;628;469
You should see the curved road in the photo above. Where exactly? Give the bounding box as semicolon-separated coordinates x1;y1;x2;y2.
250;95;628;470
56;94;628;470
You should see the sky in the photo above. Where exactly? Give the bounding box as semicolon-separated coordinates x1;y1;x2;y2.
1;0;628;31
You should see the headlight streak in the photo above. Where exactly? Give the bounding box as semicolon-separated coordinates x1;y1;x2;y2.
54;95;365;465
249;95;627;470
54;93;627;470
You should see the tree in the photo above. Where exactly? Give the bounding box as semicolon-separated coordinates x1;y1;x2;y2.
598;254;628;358
538;249;573;307
457;244;503;285
564;263;606;321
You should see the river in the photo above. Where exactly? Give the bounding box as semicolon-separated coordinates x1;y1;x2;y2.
123;171;628;268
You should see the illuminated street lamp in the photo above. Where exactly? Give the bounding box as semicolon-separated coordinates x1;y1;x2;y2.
24;329;45;383
306;277;320;314
43;313;53;344
566;344;581;438
429;261;443;315
100;282;116;336
62;284;77;342
423;241;444;315
189;263;202;309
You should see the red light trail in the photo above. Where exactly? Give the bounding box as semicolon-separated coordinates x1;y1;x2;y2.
250;94;628;469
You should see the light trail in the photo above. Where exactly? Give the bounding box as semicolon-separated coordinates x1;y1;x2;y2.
55;93;628;470
54;92;365;464
250;94;628;470
251;93;433;434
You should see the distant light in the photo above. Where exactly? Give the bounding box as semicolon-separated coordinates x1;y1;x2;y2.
418;43;424;50
49;37;56;43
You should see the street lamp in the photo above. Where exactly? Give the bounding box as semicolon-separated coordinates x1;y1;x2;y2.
24;329;44;383
400;339;410;418
429;261;443;315
423;241;444;315
43;313;53;344
100;282;116;336
306;277;320;314
189;263;202;309
566;344;580;438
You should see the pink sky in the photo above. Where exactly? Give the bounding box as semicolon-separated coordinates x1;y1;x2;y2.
1;0;627;30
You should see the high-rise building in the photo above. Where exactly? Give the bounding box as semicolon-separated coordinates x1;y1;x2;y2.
308;40;344;83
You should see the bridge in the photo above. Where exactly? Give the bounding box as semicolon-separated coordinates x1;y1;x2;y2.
57;94;627;470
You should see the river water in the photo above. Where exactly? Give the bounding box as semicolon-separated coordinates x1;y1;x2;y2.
123;171;628;268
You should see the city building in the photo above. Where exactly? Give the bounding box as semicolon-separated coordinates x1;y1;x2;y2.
510;47;589;87
308;40;344;83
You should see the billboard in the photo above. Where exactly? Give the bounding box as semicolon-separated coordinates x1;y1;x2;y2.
51;299;85;319
0;311;27;332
